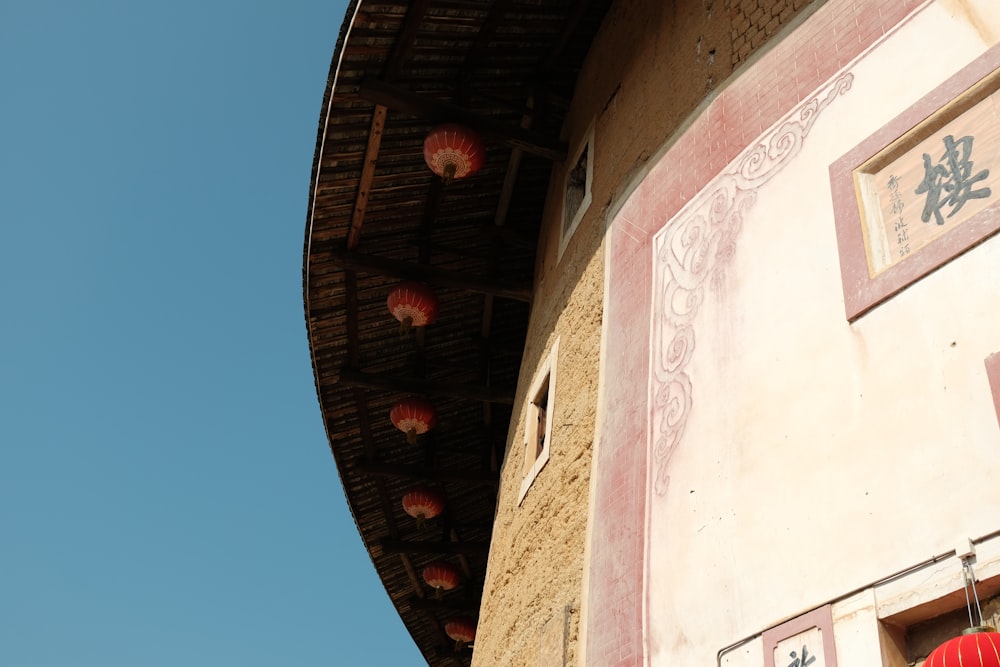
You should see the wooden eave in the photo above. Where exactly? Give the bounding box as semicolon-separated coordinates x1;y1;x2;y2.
302;1;610;664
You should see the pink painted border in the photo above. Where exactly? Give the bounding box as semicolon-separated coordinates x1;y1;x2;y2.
831;43;1000;321
761;605;838;667
986;352;1000;430
587;1;930;665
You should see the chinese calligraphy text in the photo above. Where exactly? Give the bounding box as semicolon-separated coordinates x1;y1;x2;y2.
787;645;817;667
914;134;992;225
887;174;909;257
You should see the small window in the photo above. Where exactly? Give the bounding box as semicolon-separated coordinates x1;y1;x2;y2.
519;339;558;504
531;378;549;460
986;351;1000;430
558;124;594;261
875;554;1000;667
881;587;1000;666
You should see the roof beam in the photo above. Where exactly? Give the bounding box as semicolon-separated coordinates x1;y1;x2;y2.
357;77;567;162
379;538;490;556
408;596;480;612
380;0;430;81
336;368;515;404
455;0;516;88
354;458;500;485
326;247;533;302
346;104;387;249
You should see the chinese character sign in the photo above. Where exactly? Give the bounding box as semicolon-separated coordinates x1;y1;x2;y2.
861;91;1000;276
774;627;826;667
914;134;991;225
831;49;1000;320
785;645;817;667
887;174;910;258
761;606;837;667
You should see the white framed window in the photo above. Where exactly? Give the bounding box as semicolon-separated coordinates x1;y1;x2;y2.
519;338;558;504
558;122;594;261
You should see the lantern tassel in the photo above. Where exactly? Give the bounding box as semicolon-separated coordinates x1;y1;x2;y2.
442;162;456;185
416;512;426;530
406;427;417;445
435;586;443;600
399;315;413;337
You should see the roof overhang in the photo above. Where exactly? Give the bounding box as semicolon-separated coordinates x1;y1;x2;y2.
302;1;611;663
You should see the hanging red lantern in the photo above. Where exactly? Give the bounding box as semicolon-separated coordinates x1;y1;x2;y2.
401;486;445;529
390;396;437;444
444;617;477;650
387;281;439;333
926;628;1000;667
423;123;486;183
422;560;462;599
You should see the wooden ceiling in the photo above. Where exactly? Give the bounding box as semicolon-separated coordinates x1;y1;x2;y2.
302;1;610;664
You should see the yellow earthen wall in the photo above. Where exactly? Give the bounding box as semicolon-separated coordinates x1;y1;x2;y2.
473;1;815;665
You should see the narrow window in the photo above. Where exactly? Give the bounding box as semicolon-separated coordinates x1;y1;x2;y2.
531;376;550;461
558;123;594;260
881;588;1000;666
563;145;588;235
519;339;558;504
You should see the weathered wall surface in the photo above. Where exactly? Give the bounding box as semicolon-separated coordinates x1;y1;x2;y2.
729;0;813;68
588;0;1000;666
647;6;1000;655
473;1;817;665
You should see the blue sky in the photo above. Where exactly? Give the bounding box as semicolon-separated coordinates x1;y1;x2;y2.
1;2;425;664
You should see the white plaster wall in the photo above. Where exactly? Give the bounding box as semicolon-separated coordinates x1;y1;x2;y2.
645;2;1000;664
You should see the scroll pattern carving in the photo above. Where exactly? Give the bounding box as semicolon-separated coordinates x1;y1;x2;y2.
649;73;854;495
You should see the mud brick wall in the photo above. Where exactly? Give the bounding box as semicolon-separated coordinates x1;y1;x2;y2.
730;0;816;68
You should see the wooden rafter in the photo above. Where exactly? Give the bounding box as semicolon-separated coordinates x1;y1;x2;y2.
347;104;388;250
408;596;480;612
353;458;499;485
336;368;515;404
325;248;533;302
379;538;490;556
358;77;567;161
304;1;615;663
455;0;517;89
381;0;431;81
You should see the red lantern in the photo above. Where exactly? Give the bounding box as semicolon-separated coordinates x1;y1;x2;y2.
444;617;477;650
390;396;437;444
387;282;439;333
401;486;445;528
926;629;1000;667
422;560;462;598
423;123;485;183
